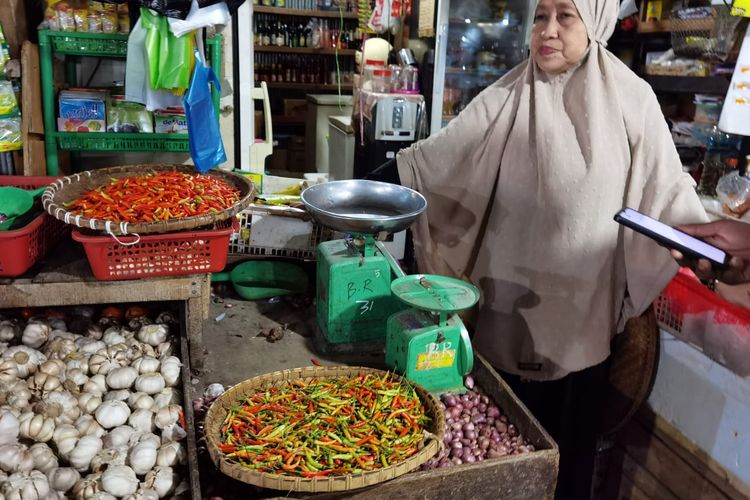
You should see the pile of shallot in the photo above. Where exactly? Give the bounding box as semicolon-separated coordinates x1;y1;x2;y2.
0;306;189;499
419;376;535;470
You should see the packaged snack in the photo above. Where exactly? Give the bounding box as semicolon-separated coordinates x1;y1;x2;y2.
56;2;77;32
87;10;102;32
107;95;153;133
0;81;19;116
74;8;89;32
59;89;107;120
57;117;105;133
154;108;188;134
0;118;22;151
102;9;118;33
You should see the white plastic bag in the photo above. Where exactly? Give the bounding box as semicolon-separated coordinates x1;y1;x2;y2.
168;0;230;37
717;171;750;218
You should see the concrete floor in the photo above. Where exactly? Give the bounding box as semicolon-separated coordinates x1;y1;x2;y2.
195;288;386;395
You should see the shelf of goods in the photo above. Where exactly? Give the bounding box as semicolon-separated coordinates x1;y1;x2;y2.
265;81;353;90
638;17;714;34
643;75;731;95
38;31;222;175
254;45;356;55
253;5;359;18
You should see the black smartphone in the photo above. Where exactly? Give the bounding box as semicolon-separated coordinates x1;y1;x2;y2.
614;207;730;268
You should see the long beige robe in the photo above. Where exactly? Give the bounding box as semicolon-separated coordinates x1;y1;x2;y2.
396;0;708;380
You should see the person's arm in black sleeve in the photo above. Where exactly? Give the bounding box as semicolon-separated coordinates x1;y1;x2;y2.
364;158;401;185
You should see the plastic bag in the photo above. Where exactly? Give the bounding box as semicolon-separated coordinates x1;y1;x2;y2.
141;8;194;93
139;0;192;19
0;118;22;152
0;81;19;116
184;51;225;172
717;171;750;218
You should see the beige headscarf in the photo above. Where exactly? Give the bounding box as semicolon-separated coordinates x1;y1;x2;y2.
396;0;708;380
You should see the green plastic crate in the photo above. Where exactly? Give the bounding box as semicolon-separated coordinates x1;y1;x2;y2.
56;132;190;153
43;31;128;57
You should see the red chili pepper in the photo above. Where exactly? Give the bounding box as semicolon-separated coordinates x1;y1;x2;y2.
310;358;322;366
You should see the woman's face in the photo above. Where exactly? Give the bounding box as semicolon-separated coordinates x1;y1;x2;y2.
530;0;589;75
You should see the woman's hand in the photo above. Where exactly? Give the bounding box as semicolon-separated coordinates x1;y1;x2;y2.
670;220;750;285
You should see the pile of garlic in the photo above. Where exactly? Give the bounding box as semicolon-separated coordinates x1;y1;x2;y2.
0;307;189;500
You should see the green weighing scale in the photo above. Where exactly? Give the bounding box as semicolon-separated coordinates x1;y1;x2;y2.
301;180;478;393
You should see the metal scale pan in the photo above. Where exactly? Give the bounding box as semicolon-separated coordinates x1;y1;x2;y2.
300;180;427;234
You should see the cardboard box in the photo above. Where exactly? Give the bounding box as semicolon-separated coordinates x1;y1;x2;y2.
58;118;105;133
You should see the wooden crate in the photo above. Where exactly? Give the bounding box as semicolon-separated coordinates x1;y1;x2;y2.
239;354;560;500
604;408;750;500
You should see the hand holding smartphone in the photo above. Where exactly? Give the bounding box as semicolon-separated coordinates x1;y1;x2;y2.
614;207;730;268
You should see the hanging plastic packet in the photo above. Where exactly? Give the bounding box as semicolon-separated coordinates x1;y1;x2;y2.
0;81;19;116
183;50;225;172
139;0;193;19
0;26;9;75
0;118;22;152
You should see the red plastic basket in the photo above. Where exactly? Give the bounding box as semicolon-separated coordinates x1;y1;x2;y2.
71;219;238;281
0;176;69;278
654;268;750;335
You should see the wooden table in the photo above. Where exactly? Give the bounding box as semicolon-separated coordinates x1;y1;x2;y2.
0;239;212;371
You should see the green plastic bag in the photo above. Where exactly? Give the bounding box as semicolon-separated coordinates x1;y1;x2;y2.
141;8;195;93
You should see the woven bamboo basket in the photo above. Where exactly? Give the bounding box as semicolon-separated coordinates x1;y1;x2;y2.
204;365;445;493
42;164;255;236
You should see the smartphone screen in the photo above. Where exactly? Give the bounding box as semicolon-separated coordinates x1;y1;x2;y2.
614;208;729;266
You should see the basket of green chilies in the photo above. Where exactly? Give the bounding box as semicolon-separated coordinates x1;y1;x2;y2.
204;365;445;492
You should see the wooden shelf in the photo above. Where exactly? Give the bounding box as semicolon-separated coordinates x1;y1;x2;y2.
643;75;731;95
272;115;306;125
253;5;359;19
638;17;714;33
266;82;353;91
254;45;356;55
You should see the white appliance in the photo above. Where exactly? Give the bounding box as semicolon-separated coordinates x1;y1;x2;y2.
430;0;535;135
373;95;420;142
305;94;353;174
328;115;355;180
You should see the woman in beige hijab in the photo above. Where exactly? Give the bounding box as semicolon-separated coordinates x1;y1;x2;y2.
389;0;708;496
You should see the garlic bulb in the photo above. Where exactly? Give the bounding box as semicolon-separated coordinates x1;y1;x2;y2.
38;359;65;378
95;401;131;429
65;353;90;375
0;359;18;385
144;466;177;498
127;392;154;411
104;389;131;402
90;446;128;473
66;368;89;387
131;432;161;449
52;424;79;457
160;423;187;444
101;465;139;497
18;411;56;443
29;443;58;474
123;488;159;500
102;329;127;346
75;338;106;356
48;329;77;342
84;322;103;339
106;367;138;390
74;415;105;438
7;381;33;411
128;409;154;433
131;356;160;375
1;470;50;500
42;391;80;424
102;425;135;449
88;350;127;376
134;374;165;395
128;441;157;475
27;371;62;395
0;319;20;342
0;408;19;445
137;325;169;347
71;472;102;500
156;442;186;467
155;341;173;359
152;388;181;409
22;322;51;349
159;357;181;387
4;347;46;378
82;374;107;396
69;435;103;472
43;338;77;361
0;443;34;473
153;405;181;430
125;340;156;360
78;392;102;414
48;317;67;330
46;467;80;493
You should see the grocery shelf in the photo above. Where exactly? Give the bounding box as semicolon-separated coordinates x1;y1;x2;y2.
253;6;359;18
643;75;731;95
41;30;129;57
266;82;353;91
638;17;714;33
254;45;356;55
39;32;222;175
55;132;191;153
